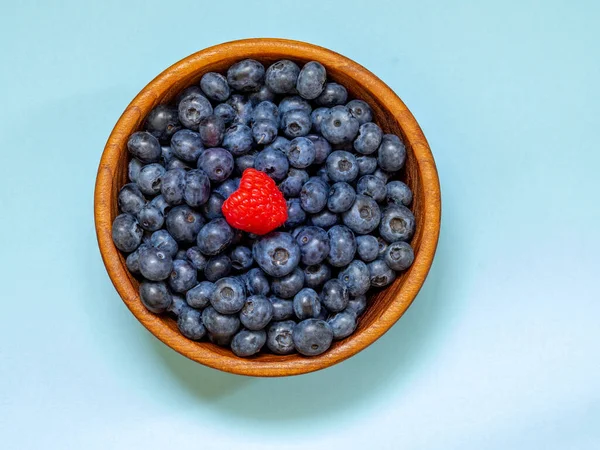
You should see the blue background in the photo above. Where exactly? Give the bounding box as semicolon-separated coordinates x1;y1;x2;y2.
1;1;599;448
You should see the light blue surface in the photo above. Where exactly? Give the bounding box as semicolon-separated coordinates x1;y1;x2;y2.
1;1;599;449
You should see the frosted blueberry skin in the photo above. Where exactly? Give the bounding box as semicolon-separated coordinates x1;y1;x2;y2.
240;295;274;331
321;279;349;312
231;329;267;357
227;59;265;93
177;308;206;340
127;131;161;163
379;205;416;243
292;319;333;356
252;232;301;277
303;263;332;289
139;281;172;313
112;213;143;253
296;61;327;100
186;281;215;309
200;72;230;102
265;60;300;94
338;260;371;297
384;241;415;271
327;311;357;340
267;320;296;355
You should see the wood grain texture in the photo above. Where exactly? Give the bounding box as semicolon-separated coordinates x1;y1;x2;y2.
94;38;441;377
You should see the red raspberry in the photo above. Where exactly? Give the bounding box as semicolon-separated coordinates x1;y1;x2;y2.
222;168;288;235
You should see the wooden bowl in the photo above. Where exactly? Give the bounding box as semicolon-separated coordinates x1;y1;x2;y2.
95;38;441;377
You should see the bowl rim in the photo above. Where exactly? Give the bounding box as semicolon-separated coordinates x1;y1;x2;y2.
94;38;441;377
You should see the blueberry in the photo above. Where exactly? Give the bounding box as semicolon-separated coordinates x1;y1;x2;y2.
265;60;300;94
310;210;339;229
200;72;230;102
240;295;274;330
186;281;215;309
267;320;296;354
184;247;207;271
174;249;187;260
346;99;372;125
127;131;161;163
280;169;310;198
209;333;233;347
287;137;315;168
128;158;143;182
268;136;291;154
360;174;388;202
226;94;254;125
204;254;232;281
198;114;225;147
295;226;330;265
165;157;192;171
252;119;278;145
327;311;357;340
248;84;277;105
321;279;349;312
321;106;359;145
254;147;289;181
271;267;305;299
125;244;147;274
252;100;279;124
377;237;389;258
171;129;204;162
149;229;178;257
378;134;406;172
338;260;370;296
380;205;415;242
227;59;265;92
327;225;357;267
386;180;413;206
137;163;165;196
310;107;328;134
327;182;356;213
222;124;253;156
139;281;172;313
293;288;322;319
202;306;240;337
197;147;234;182
214;103;236;125
178;93;213;130
166;205;204;243
285;198;307;227
169;259;197;293
346;295;367;316
139;246;173;281
112;213;143;252
368;259;396;287
316;166;330;183
160;168;186;205
252;232;301;277
235;154;256;174
210;277;246;314
306;134;331;164
176;86;203;103
296;61;327;99
168;295;188;316
270;296;295;321
214;177;240;200
373;168;391;183
243;268;270;296
281;109;312;138
230;246;253;271
279;96;312;115
161;145;174;163
184;169;211;207
231;329;266;357
315;82;348;106
356;155;378;175
354;122;382;154
300;178;329;213
197;218;234;255
177;308;206;340
137;204;164;231
326;150;359;183
145;105;181;144
384;241;414;271
356;235;379;262
118;183;146;215
149;194;170;214
303;263;331;289
200;192;225;219
293;319;333;356
342;195;381;234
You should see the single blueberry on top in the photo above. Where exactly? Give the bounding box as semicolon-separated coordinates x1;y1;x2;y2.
296;61;327;100
240;295;274;330
165;205;204;243
386;180;413;206
198;114;226;147
178;93;213;130
295;226;330;265
227;59;265;92
338;260;371;296
252;232;301;277
136;203;164;232
196;218;234;256
254;147;289;181
342;194;382;234
136;163;165;196
265;60;300;94
127;131;161;163
326;150;359;183
211;277;246;314
315;82;348;107
354;122;383;154
139;281;172;313
327;182;356;213
287;137;316;168
222;124;253;156
321;279;349;312
197;147;234;183
231;329;266;357
171;129;204;162
200;72;230;102
379;204;415;243
145;105;181;144
118;183;146;215
346;99;373;124
384;241;414;271
292;318;333;356
327;225;357;267
378;134;407;172
320;106;360;145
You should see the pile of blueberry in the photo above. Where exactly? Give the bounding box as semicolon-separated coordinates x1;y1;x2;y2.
112;58;415;357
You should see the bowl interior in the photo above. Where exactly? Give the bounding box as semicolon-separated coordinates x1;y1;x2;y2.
98;39;438;376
